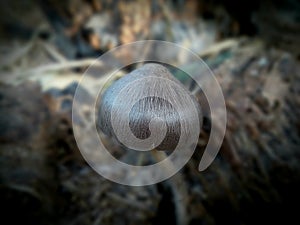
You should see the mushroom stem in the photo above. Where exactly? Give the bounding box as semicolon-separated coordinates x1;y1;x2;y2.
151;150;189;225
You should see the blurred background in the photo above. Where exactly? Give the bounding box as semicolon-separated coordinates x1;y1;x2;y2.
0;0;299;225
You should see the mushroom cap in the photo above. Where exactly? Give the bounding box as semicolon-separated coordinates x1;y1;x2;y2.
97;63;201;151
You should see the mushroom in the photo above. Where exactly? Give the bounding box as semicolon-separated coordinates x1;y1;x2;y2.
97;63;201;225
